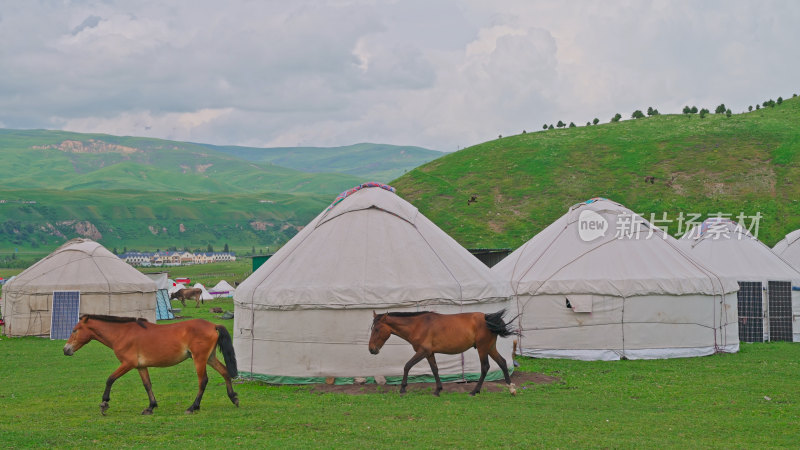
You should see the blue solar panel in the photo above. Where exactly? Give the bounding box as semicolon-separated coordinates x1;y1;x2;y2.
51;291;80;340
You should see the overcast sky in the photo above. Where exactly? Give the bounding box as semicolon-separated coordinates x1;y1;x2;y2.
1;0;798;151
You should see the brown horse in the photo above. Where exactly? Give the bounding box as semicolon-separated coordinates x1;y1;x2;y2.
369;309;517;396
170;287;204;307
63;314;239;415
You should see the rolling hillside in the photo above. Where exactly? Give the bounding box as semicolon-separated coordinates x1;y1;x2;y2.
393;95;800;248
0;189;329;258
0;130;442;258
206;142;442;182
0;129;361;195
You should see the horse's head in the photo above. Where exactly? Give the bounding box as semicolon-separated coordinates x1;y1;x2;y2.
170;291;178;299
368;311;392;355
63;316;95;356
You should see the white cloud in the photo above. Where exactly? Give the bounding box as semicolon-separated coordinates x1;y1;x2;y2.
0;0;798;150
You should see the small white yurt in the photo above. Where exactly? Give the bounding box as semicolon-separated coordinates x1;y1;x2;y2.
773;229;800;272
492;198;739;361
234;183;512;384
681;219;800;342
210;280;236;298
2;239;157;338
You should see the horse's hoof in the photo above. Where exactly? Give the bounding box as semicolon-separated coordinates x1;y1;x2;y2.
509;383;517;396
99;402;109;415
469;391;478;397
433;391;441;397
185;409;195;414
142;409;153;415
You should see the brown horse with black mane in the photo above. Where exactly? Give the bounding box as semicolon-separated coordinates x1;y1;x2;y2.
369;309;517;396
63;314;239;415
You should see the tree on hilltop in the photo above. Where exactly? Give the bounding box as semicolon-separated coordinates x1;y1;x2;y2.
632;110;645;119
593;118;599;125
611;113;622;122
715;104;726;114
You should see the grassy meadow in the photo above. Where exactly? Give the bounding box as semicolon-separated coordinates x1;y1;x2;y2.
1;301;798;448
394;95;800;248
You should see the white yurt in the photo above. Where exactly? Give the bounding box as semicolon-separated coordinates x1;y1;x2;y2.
2;238;157;338
773;229;800;272
680;218;800;342
210;280;236;298
492;198;739;361
234;183;512;384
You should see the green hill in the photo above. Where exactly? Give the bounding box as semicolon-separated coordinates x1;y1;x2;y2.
0;189;329;258
0;129;361;195
205;142;443;182
392;95;800;248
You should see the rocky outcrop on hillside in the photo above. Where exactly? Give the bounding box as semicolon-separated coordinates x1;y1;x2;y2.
32;139;139;154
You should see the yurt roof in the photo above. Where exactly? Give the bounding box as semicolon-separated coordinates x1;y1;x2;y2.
3;238;156;295
492;198;737;297
681;218;800;283
235;183;508;310
773;229;800;270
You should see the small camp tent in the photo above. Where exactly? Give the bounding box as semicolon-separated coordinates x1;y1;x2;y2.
144;272;174;320
210;280;235;298
773;229;800;272
492;198;739;361
2;239;157;338
680;218;800;342
193;283;214;301
234;183;512;384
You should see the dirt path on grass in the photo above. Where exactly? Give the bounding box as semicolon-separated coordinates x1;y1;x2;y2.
307;371;559;395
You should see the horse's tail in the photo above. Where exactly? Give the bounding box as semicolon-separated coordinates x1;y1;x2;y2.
215;325;238;378
484;309;518;338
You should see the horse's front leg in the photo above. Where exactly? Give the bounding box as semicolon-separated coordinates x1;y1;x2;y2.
400;350;427;394
186;358;209;414
100;364;133;415
138;368;158;415
426;355;443;396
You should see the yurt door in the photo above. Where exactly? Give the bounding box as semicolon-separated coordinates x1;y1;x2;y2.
737;282;764;343
50;291;80;340
767;281;793;342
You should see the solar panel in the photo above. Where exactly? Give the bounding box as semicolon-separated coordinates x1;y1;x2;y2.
768;281;793;342
51;291;80;340
737;282;763;343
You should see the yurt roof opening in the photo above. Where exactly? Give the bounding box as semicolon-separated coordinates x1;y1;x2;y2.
233;183;513;384
492;198;739;361
680;218;800;342
2;238;157;338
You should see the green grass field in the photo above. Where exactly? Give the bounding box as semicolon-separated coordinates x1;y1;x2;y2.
394;95;800;248
1;301;798;448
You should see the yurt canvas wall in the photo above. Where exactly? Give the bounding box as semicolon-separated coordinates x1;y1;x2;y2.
492;198;739;361
2;239;157;338
234;183;513;384
681;219;800;342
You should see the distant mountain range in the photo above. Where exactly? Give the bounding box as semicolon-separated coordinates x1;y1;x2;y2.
0;129;442;256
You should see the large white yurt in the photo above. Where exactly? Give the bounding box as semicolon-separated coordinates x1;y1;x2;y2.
492;198;739;361
680;218;800;342
2;238;157;338
773;229;800;272
233;183;512;384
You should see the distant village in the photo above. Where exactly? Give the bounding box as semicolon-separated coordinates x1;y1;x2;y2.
118;250;236;267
